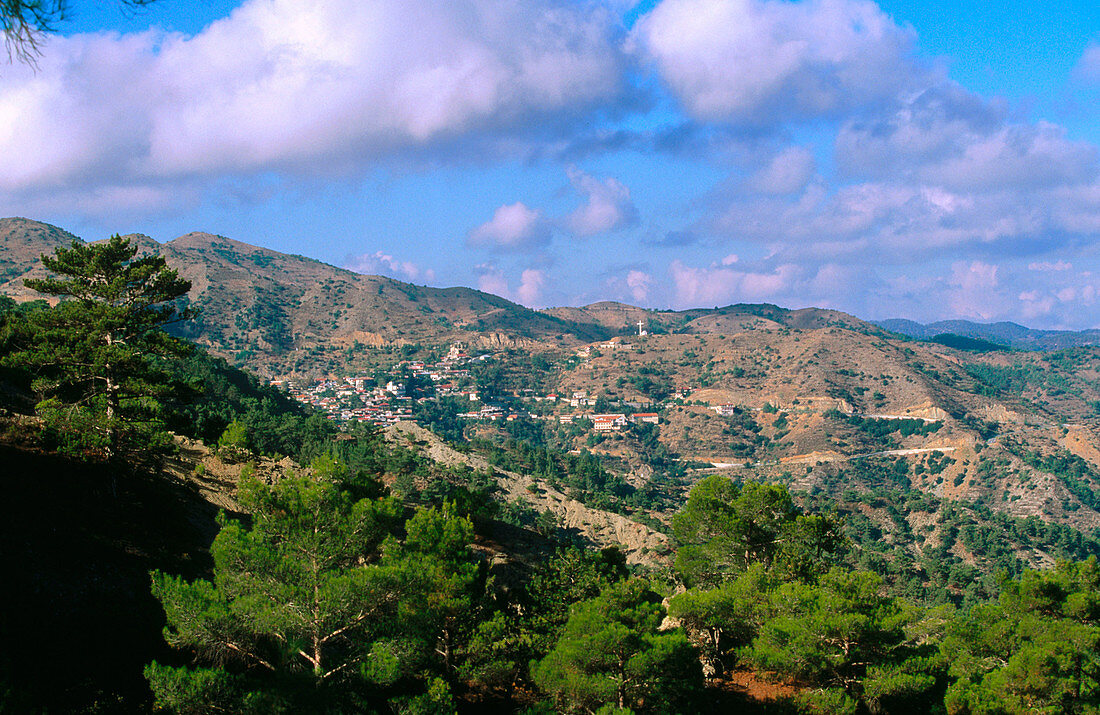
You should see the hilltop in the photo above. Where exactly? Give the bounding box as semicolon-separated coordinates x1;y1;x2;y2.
536;329;1100;555
547;300;881;336
0;218;611;376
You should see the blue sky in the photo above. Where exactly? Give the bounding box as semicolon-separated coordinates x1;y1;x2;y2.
5;0;1100;328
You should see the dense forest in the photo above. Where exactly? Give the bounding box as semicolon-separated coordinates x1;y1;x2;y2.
3;238;1100;714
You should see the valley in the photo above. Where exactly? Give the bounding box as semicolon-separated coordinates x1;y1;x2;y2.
4;218;1100;712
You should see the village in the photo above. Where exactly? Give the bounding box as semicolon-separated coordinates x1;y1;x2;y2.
270;342;662;432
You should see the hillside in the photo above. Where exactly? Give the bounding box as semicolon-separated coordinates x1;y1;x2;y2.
0;218;611;376
6;216;1100;582
0;217;82;300
546;300;885;337
7;219;1100;711
468;325;1100;591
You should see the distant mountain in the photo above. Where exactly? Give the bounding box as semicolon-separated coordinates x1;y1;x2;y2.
875;318;1100;350
547;300;890;337
0;218;612;375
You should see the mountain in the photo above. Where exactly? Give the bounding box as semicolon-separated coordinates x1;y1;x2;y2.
876;317;1100;350
6;218;1100;711
0;217;82;301
529;323;1100;524
5;219;1100;544
546;300;886;337
0;219;612;375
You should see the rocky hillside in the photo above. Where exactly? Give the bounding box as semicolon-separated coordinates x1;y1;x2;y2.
524;322;1100;572
382;421;668;565
0;218;611;376
6;216;1100;574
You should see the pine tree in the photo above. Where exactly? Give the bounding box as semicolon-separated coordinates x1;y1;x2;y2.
148;467;407;711
147;463;486;711
671;475;845;587
531;579;702;713
5;234;192;461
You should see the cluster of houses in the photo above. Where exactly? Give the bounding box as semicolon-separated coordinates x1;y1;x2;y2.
273;377;415;425
559;412;659;431
272;345;661;432
272;344;480;426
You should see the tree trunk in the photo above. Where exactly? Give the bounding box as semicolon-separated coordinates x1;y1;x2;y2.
104;332;119;496
104;333;119;464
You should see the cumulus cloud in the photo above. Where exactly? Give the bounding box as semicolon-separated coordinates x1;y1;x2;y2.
704;87;1100;264
515;268;547;305
469;168;637;250
632;0;925;125
669;257;802;307
474;263;547;306
564;167;638;236
602;267;651;301
599;267;655;303
836;85;1098;191
879;260;1007;322
475;263;510;297
1036;288;1096;323
626;269;652;301
748;147;816;195
1075;40;1100;83
1015;275;1098;325
0;0;627;196
468;202;552;251
927;262;1097;327
345;250;435;282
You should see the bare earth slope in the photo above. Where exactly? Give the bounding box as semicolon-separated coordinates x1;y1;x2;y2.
0;219;610;375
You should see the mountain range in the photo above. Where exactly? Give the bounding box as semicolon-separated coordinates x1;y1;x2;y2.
6;217;1097;376
0;217;613;375
875;317;1100;350
4;216;1100;556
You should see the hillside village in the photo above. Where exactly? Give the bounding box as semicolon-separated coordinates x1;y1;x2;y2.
275;341;664;432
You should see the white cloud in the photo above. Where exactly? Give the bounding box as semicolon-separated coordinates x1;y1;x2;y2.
468;202;552;251
345;250;435;282
1017;281;1098;324
601;267;655;303
474;263;547;306
748;147;816;195
669;258;801;307
944;261;1002;321
0;0;627;195
516;268;547;305
626;269;652;301
1075;40;1100;83
836;85;1098;191
565;167;638;236
475;263;510;297
632;0;925;125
